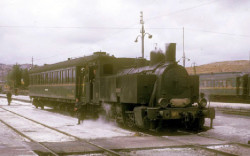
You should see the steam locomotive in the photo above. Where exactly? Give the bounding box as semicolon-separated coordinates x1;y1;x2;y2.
29;43;215;130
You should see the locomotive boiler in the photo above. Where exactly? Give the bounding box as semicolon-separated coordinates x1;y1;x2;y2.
29;43;215;130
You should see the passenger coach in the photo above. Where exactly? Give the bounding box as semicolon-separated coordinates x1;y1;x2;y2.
199;72;250;102
29;52;140;110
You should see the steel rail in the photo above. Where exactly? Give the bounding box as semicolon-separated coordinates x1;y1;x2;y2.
0;116;59;156
0;106;120;156
2;96;249;155
137;130;244;156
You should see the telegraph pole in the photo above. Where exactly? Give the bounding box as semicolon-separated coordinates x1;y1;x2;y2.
140;12;145;58
183;27;185;67
154;43;158;51
249;51;250;72
192;62;197;75
32;56;33;68
135;11;152;58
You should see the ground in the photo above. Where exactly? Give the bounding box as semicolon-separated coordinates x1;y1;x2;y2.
0;96;250;155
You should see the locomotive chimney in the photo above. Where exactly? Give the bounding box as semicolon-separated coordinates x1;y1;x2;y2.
165;43;176;62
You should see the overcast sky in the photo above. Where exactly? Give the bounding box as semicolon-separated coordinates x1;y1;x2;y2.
0;0;249;67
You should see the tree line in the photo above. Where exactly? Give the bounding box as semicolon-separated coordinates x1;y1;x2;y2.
7;64;29;89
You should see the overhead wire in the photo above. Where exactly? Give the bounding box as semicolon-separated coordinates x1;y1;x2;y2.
145;0;218;21
1;0;249;63
186;28;250;38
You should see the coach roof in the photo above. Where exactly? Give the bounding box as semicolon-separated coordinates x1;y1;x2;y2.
29;52;113;74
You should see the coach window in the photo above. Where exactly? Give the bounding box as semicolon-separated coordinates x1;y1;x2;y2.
51;72;53;84
61;70;63;83
64;70;67;83
54;71;57;84
50;72;52;84
201;81;204;87
41;74;43;84
214;81;218;87
48;72;50;84
63;70;66;83
223;80;226;88
67;69;70;83
58;71;60;83
226;80;231;87
52;72;54;83
67;69;69;83
34;75;36;85
57;71;59;83
45;73;48;84
39;74;41;84
61;70;63;84
219;80;223;87
68;69;71;83
43;73;45;84
40;74;43;84
37;74;39;85
57;71;60;84
72;68;75;82
60;71;63;83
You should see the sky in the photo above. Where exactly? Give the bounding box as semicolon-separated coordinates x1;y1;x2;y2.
0;0;249;67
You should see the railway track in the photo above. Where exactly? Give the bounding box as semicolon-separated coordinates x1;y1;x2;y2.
1;96;250;155
0;117;59;156
135;129;250;156
0;106;120;155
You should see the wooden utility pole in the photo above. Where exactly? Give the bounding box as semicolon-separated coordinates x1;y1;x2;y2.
135;11;152;58
183;27;185;67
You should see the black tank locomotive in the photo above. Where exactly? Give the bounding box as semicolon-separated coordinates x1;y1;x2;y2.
29;43;215;130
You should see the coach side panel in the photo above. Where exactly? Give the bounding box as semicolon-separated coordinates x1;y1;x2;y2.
29;67;76;101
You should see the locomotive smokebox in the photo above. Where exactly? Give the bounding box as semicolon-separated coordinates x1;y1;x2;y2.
165;43;176;62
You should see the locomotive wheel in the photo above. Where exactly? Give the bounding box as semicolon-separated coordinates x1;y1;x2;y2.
143;116;150;130
193;117;205;130
125;113;136;128
184;121;193;129
183;112;194;129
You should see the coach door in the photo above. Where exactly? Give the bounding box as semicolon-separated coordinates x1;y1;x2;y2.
76;66;85;101
85;65;96;103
